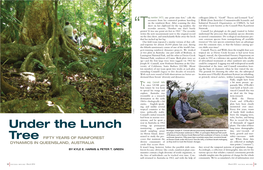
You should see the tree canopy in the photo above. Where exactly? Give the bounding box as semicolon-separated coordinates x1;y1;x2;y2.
218;97;228;114
56;0;131;47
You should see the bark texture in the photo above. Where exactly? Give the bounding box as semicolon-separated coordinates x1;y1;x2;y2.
0;72;18;94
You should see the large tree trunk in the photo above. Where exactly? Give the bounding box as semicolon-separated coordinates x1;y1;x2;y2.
20;0;54;45
18;0;83;70
1;0;91;96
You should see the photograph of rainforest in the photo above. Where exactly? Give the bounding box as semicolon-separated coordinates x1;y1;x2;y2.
167;80;228;128
0;0;132;113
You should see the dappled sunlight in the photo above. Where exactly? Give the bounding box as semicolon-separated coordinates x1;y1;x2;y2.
20;72;36;82
56;105;65;114
46;100;54;106
45;101;64;114
43;79;51;85
27;86;31;91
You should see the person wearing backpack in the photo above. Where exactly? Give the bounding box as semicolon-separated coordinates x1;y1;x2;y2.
173;92;201;124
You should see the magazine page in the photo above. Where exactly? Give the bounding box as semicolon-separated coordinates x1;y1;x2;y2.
133;0;263;169
0;0;262;169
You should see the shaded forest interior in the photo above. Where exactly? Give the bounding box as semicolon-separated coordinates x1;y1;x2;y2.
0;0;132;113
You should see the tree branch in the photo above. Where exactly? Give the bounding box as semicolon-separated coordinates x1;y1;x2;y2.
113;0;118;6
119;0;131;14
114;0;122;10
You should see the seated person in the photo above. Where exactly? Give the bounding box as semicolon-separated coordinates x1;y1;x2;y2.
73;29;78;43
77;32;87;46
175;92;202;124
89;32;104;52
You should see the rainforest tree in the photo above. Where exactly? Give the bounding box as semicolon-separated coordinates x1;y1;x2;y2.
0;0;132;113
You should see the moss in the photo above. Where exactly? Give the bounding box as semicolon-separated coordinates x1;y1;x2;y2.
0;85;84;113
205;114;228;118
67;61;88;72
1;43;42;64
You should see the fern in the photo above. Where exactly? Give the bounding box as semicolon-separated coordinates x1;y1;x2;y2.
53;57;67;68
96;47;131;75
32;58;46;70
1;6;22;42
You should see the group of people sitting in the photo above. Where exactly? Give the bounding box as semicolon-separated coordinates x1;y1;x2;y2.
63;21;105;52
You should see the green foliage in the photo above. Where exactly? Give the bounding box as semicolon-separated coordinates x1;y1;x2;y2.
2;0;132;46
167;96;179;115
78;78;131;113
1;1;23;42
1;91;6;96
167;80;180;109
80;102;98;112
218;97;228;114
204;94;228;108
53;57;67;69
82;38;89;46
97;47;131;75
201;103;219;115
1;1;16;29
188;91;205;111
32;59;46;70
66;61;87;72
57;0;131;47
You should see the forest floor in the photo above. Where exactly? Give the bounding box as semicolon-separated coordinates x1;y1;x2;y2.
1;63;131;113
